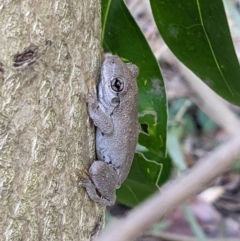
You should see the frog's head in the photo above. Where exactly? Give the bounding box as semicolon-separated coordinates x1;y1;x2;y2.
99;54;139;109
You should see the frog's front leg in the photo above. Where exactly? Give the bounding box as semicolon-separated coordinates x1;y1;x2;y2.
87;93;113;134
79;161;119;206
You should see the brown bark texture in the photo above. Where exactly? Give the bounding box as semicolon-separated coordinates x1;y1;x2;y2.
0;1;103;240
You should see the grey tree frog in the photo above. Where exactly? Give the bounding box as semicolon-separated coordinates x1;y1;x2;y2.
80;54;139;206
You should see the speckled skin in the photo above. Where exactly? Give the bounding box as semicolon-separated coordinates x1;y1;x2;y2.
81;54;139;206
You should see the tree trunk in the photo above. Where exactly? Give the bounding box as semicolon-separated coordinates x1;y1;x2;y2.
0;1;103;240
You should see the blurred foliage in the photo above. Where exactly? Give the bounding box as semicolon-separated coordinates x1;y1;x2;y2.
168;98;218;136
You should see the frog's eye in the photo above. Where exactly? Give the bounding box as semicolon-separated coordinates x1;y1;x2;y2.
111;78;124;92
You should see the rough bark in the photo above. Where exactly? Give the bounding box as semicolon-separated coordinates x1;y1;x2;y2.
0;1;103;240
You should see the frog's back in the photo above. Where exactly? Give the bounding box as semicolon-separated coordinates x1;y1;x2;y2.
96;85;138;185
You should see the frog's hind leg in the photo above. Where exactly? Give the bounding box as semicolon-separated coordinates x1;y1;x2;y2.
79;161;118;206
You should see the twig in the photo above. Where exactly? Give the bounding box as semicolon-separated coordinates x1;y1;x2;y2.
150;231;240;241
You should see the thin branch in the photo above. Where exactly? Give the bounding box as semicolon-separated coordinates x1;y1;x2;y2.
150;231;240;241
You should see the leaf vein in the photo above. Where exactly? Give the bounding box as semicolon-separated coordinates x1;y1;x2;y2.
196;0;234;96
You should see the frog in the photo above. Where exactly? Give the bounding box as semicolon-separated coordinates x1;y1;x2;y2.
80;54;139;206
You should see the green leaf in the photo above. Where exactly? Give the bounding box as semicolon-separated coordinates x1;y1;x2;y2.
184;203;207;241
167;132;187;172
102;0;171;206
150;0;240;105
117;153;172;206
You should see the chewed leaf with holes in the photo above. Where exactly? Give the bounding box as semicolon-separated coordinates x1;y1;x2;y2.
102;0;172;206
151;0;240;105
